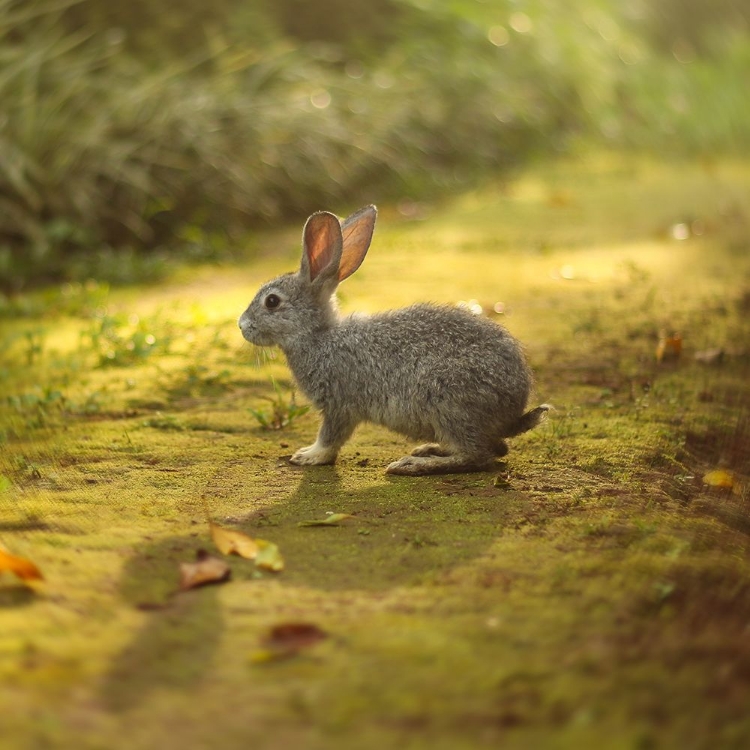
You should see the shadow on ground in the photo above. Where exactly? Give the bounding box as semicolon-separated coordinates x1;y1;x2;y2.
101;461;526;710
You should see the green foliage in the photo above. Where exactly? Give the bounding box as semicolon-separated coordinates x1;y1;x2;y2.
6;386;65;429
248;380;310;430
81;311;174;367
1;0;749;289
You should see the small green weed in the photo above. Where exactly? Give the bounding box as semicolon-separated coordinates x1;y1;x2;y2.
546;407;579;439
81;312;174;367
248;381;310;431
0;328;47;365
22;329;45;365
176;365;233;397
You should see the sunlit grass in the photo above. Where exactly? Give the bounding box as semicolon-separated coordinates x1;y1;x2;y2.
1;154;749;749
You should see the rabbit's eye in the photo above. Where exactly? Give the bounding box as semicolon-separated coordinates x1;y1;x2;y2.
264;294;281;310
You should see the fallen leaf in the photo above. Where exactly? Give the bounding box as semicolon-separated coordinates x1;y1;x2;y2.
179;550;231;591
207;521;283;572
251;622;328;662
297;513;355;527
209;522;259;559
248;648;291;664
265;622;328;649
656;332;682;363
255;540;284;572
702;469;734;489
0;547;44;582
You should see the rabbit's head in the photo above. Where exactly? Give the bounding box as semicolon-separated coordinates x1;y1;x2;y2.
239;205;377;349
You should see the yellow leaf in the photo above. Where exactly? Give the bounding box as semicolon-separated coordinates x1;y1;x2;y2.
249;648;291;664
297;513;355;527
209;522;259;559
702;470;734;489
255;540;284;572
208;521;283;572
0;547;44;582
179;552;230;591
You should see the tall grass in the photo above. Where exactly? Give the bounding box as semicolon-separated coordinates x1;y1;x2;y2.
1;0;749;290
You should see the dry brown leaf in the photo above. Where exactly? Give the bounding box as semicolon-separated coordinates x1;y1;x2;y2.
265;622;328;650
179;550;231;591
209;522;259;559
251;622;328;662
0;547;44;582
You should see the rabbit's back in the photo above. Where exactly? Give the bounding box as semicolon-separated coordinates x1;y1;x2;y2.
288;303;533;442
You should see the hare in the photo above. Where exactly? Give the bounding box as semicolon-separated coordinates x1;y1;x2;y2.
239;205;548;475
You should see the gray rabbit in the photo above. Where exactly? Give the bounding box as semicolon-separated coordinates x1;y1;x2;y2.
239;205;548;475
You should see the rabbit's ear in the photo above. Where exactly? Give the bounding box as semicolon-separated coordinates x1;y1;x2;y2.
338;205;377;281
300;211;344;284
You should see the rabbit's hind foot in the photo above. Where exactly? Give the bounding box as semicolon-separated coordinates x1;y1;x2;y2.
386;452;494;476
410;443;452;457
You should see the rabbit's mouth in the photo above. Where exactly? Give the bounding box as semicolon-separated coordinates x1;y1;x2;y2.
238;316;256;342
238;319;275;347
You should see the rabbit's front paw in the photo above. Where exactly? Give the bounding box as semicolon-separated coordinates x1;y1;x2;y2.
290;442;337;466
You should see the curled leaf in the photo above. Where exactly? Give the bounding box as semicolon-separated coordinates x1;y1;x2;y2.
209;522;259;559
0;547;44;582
298;513;355;527
179;550;231;591
255;540;284;572
208;521;283;572
702;470;734;489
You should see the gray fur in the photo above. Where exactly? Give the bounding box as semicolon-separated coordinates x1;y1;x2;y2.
238;205;548;475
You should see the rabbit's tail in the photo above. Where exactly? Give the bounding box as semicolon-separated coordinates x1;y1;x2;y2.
506;404;552;437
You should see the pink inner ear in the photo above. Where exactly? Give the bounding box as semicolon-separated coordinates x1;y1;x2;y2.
304;213;341;281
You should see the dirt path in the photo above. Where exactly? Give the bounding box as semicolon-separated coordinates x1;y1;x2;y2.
1;155;749;749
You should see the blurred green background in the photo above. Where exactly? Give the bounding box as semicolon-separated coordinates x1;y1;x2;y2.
1;0;749;290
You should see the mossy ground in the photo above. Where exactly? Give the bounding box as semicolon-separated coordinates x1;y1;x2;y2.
1;154;749;750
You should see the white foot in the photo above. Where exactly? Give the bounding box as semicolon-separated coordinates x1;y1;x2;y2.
386;453;492;476
387;456;429;475
290;441;338;466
